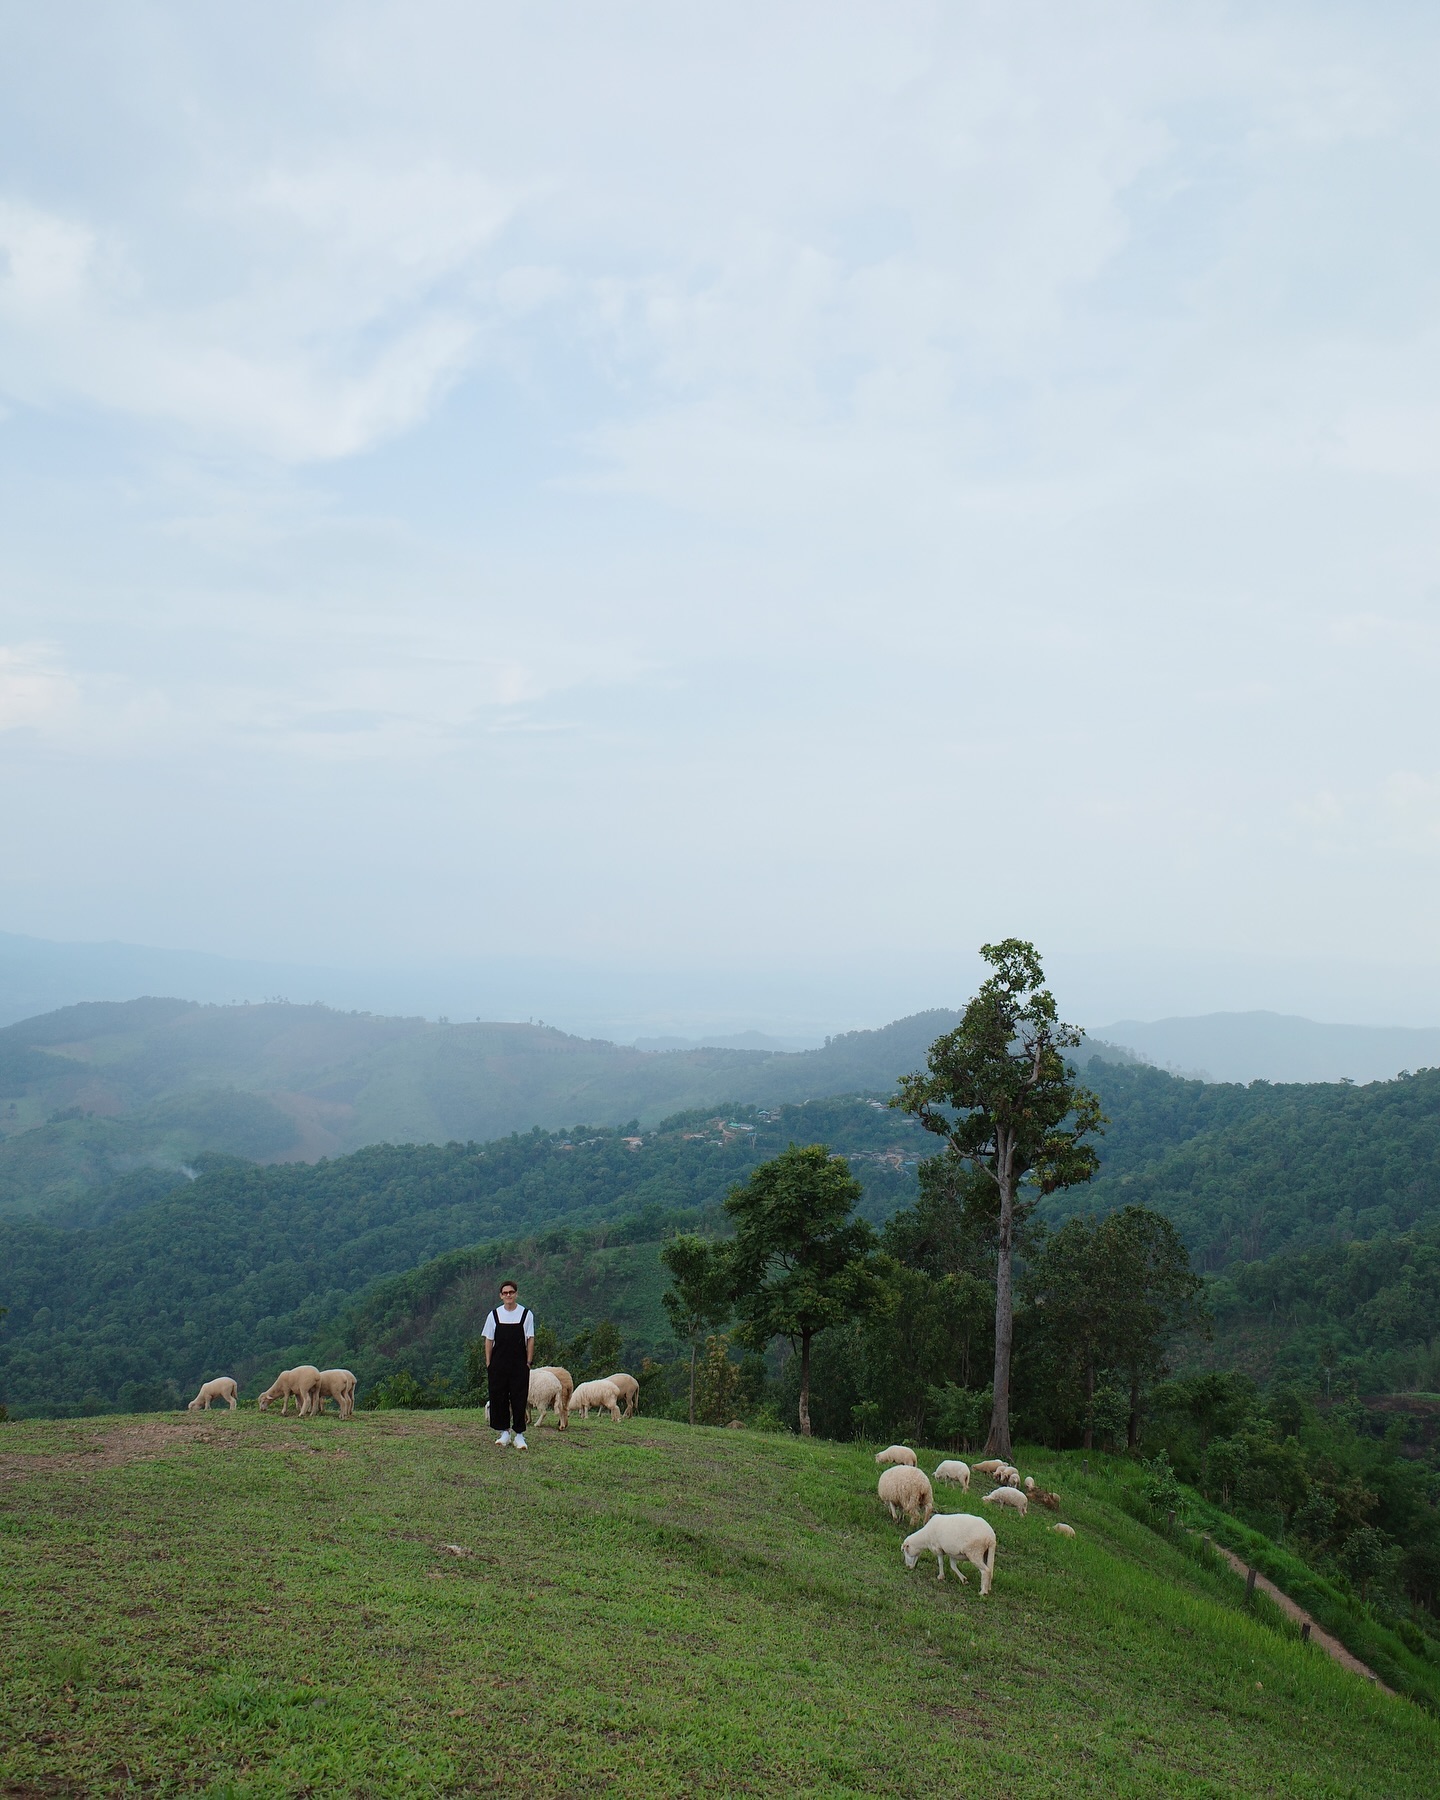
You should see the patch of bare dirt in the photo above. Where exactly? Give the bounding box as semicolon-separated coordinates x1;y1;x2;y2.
0;1418;224;1484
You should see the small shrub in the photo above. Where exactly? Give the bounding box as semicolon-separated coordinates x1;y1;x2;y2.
1140;1450;1183;1519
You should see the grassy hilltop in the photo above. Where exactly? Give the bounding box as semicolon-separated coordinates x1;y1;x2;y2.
3;1412;1436;1798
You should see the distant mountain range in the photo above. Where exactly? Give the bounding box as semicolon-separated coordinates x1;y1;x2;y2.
0;996;967;1215
1096;1011;1440;1084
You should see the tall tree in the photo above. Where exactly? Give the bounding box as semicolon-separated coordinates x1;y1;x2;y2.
660;1236;733;1425
1102;1206;1207;1448
1025;1205;1206;1450
893;939;1104;1458
726;1143;882;1436
1024;1215;1119;1451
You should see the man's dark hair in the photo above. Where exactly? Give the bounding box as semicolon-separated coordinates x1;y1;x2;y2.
500;1280;518;1292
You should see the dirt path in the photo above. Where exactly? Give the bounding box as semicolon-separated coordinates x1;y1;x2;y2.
1202;1536;1393;1693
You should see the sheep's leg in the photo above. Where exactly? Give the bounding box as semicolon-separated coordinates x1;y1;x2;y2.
934;1552;945;1582
948;1557;967;1582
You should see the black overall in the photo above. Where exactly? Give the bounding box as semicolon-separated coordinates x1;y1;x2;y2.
487;1306;531;1434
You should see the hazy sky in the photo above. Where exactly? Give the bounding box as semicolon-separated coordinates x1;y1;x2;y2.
4;3;1440;1026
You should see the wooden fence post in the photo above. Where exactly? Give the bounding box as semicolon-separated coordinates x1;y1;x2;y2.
1245;1567;1257;1598
1301;1622;1311;1643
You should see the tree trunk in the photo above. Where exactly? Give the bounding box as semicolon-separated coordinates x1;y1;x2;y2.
1083;1354;1095;1452
984;1154;1016;1459
688;1341;697;1426
1127;1367;1141;1450
798;1329;812;1437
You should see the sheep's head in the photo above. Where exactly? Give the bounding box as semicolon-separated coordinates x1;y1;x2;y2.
901;1538;920;1570
186;1399;201;1411
257;1393;272;1411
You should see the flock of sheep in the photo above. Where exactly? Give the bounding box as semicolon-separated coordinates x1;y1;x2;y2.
873;1445;1076;1593
498;1366;640;1428
185;1363;640;1427
190;1368;1070;1601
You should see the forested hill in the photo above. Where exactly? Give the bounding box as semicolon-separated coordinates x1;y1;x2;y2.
0;1097;923;1417
1046;1060;1440;1268
0;997;967;1214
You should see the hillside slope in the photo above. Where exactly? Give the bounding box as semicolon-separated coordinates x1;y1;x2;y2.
1045;1061;1440;1267
2;1413;1433;1797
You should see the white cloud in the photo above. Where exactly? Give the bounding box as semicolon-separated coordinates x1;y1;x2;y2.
0;646;80;732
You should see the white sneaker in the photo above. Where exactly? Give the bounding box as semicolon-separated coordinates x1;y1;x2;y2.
514;1434;528;1451
496;1431;512;1446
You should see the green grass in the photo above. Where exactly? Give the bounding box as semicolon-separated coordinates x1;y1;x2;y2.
1;1414;1436;1797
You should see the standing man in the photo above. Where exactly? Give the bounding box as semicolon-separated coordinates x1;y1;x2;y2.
483;1280;536;1449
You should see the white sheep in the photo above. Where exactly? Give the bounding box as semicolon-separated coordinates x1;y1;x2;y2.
933;1459;970;1491
971;1458;1005;1477
994;1464;1021;1487
901;1513;997;1593
877;1465;934;1527
982;1485;1028;1515
258;1365;321;1416
1052;1523;1076;1539
187;1377;238;1412
606;1372;640;1418
570;1378;623;1421
875;1444;917;1468
526;1367;569;1430
312;1369;358;1419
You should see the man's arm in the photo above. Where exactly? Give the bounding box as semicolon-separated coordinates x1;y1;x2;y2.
526;1333;535;1367
485;1337;492;1367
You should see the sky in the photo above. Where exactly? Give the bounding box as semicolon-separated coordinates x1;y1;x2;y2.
4;2;1440;1034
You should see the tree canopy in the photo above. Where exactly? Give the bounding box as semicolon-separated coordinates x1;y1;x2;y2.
725;1143;882;1436
894;938;1104;1456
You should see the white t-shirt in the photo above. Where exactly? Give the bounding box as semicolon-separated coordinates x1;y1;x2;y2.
481;1304;535;1340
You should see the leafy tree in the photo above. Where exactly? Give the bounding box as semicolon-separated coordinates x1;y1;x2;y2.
1151;1371;1257;1456
1023;1215;1120;1450
725;1144;882;1437
1102;1206;1207;1448
1340;1524;1399;1604
894;939;1104;1456
660;1235;733;1425
693;1334;742;1425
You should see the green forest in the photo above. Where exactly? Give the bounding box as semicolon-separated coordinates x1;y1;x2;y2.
0;1098;921;1416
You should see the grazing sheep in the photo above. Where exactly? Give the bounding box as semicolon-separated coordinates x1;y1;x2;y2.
971;1458;1004;1478
1029;1485;1062;1511
982;1486;1028;1515
187;1377;238;1412
902;1513;997;1593
312;1369;358;1419
541;1366;574;1413
995;1464;1021;1487
258;1365;321;1416
607;1372;640;1418
526;1367;568;1430
877;1465;934;1527
570;1378;623;1421
1052;1523;1076;1539
875;1445;917;1468
933;1459;970;1491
